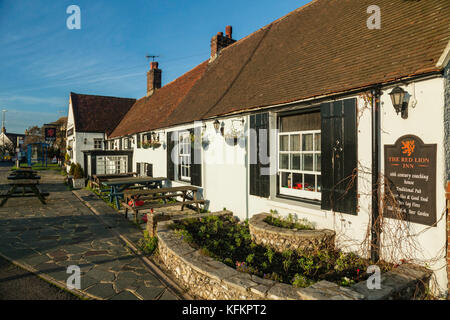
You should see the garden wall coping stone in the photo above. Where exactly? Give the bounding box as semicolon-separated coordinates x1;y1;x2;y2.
156;212;432;300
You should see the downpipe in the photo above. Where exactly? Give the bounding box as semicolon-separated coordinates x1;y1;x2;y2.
371;87;381;263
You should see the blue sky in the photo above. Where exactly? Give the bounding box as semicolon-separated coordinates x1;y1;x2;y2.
0;0;310;133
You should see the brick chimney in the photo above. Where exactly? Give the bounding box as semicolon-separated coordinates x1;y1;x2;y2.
210;25;236;61
147;61;162;96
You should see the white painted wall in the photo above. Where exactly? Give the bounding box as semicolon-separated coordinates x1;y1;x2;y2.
245;78;447;295
379;78;447;296
114;77;448;295
66;99;105;170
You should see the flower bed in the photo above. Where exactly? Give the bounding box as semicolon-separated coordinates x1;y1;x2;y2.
169;214;380;288
263;212;315;230
157;213;432;300
249;213;335;253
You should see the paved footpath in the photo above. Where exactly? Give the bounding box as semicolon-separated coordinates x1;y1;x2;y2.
0;166;183;300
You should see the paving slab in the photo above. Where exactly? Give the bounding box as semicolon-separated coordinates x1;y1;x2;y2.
0;167;182;300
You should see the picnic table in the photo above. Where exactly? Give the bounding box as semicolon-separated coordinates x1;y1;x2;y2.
122;185;205;223
101;176;168;209
0;179;48;207
8;169;41;180
90;173;136;191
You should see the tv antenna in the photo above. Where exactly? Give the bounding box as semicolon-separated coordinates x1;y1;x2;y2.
1;109;6;131
146;54;160;62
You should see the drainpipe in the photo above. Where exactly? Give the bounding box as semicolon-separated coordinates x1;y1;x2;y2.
245;115;249;221
371;87;381;263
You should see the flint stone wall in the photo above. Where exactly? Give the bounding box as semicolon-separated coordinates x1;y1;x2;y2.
157;212;432;300
248;213;335;253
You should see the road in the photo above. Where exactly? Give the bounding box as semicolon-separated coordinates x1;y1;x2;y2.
0;255;80;300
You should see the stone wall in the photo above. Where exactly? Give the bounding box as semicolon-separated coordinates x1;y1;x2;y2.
248;213;335;253
157;212;432;300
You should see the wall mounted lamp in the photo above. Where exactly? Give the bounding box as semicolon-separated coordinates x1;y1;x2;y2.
389;86;408;119
213;120;220;131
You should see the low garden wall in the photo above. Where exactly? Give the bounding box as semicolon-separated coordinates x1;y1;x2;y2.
248;213;335;253
156;212;432;300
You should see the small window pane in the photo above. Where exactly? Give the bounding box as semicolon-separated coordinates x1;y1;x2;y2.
304;154;314;171
314;133;321;151
315;154;321;172
280;154;289;169
281;172;291;189
280;135;289;151
302;134;313;151
292;173;303;190
290;134;300;151
291;154;301;170
304;174;316;192
317;175;321;192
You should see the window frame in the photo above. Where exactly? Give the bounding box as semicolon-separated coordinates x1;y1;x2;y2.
96;155;128;175
178;132;191;182
277;112;321;201
93;138;103;150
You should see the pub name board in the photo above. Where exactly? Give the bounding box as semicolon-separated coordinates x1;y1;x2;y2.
384;135;437;226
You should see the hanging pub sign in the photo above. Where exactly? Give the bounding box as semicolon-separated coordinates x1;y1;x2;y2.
384;135;437;226
44;127;57;142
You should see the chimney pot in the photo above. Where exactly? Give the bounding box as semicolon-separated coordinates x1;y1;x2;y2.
150;61;159;70
225;25;232;38
210;26;236;61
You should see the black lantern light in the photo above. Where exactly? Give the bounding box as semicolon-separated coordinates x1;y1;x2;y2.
389;86;408;119
213;119;220;131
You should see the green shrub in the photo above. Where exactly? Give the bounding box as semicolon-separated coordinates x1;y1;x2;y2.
69;163;76;176
138;231;158;255
73;163;84;179
264;214;315;230
170;215;386;288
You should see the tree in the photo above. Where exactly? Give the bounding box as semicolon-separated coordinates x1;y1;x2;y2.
24;125;43;148
0;142;15;157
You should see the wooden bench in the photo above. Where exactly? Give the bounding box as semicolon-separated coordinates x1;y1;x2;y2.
0;179;49;207
122;186;205;223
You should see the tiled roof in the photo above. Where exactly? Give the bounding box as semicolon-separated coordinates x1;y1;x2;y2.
70;93;136;135
161;0;450;126
109;60;209;138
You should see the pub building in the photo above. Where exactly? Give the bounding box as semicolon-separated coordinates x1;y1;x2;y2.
67;1;450;296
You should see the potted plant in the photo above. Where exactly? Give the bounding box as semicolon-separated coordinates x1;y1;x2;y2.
65;153;71;165
72;163;85;189
149;141;161;149
224;129;242;146
201;134;210;148
142;141;151;149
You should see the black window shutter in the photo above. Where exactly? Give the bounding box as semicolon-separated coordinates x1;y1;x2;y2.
189;128;202;186
166;132;175;180
146;163;153;177
119;139;122;150
250;113;270;198
321;102;333;211
320;98;357;215
137;134;141;148
136;163;141;176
